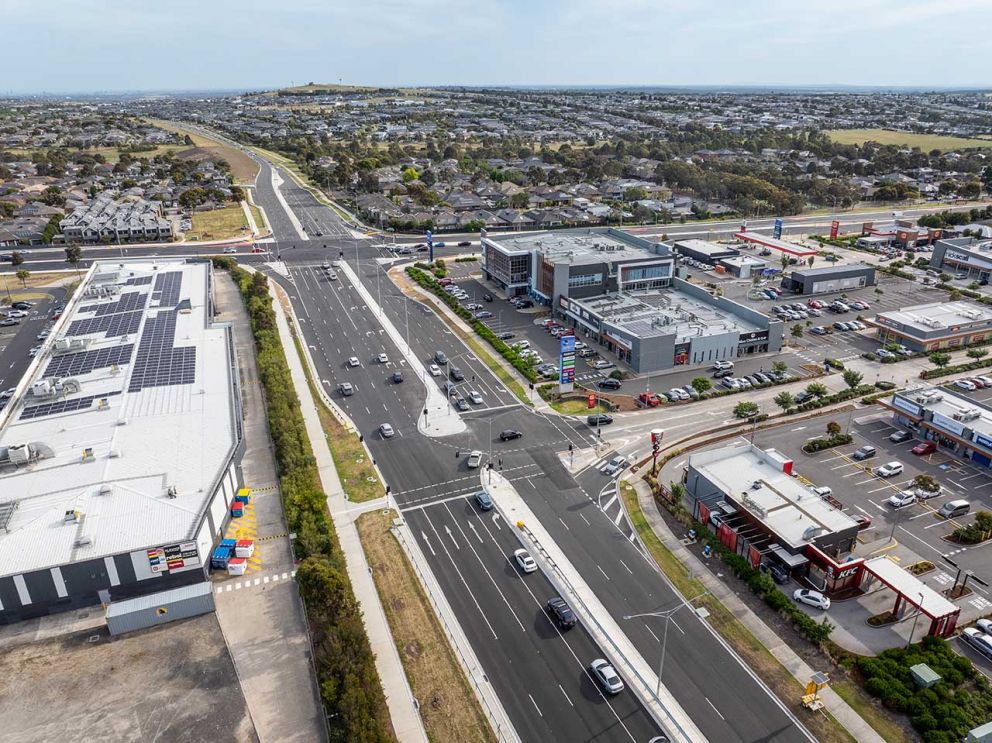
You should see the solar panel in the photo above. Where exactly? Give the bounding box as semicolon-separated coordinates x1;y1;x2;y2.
43;344;134;379
79;291;148;317
19;391;121;421
125;276;153;286
66;310;143;338
128;310;196;392
0;500;18;532
152;271;183;306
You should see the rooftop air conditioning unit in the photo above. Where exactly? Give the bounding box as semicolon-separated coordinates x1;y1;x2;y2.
74;536;93;548
7;443;31;465
99;484;112;495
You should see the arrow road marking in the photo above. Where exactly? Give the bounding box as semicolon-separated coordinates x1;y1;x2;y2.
467;521;483;543
444;524;460;550
420;531;435;556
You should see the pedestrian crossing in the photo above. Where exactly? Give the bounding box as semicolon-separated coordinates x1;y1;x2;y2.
215;569;297;594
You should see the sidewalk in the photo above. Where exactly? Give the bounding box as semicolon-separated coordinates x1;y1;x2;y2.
629;478;885;743
268;276;429;743
484;470;703;743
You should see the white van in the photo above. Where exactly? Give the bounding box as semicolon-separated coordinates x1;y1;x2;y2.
937;499;970;519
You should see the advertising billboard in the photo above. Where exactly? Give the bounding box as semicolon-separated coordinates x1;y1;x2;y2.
773;218;783;239
558;334;576;393
829;220;840;240
426;230;434;262
147;541;200;574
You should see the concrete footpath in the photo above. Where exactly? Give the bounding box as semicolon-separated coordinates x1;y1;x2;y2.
483;471;702;743
629;478;885;743
267;277;429;743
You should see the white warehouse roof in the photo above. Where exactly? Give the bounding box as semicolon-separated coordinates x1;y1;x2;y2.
0;259;239;578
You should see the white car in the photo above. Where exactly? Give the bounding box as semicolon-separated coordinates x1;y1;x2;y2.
589;658;625;695
0;388;15;400
713;360;734;371
7;310;28;318
591;360;614;369
513;549;537;574
955;379;977;392
874;461;904;478
467;450;483;468
978;376;992;387
348;356;360;367
468;390;483;404
721;377;741;390
887;490;917;509
977;618;992;635
222;247;237;254
379;423;395;438
793;589;830;610
602;456;628;476
376;353;388;364
574;342;587;350
429;364;442;376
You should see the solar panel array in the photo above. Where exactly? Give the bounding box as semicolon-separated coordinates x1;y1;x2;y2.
125;276;153;286
20;391;121;421
43;344;134;379
79;291;147;317
152;271;183;306
128;311;196;392
66;310;143;338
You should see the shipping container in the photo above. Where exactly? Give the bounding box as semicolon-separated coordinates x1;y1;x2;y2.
106;582;214;636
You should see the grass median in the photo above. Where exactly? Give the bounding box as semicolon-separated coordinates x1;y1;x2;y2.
190;205;251;241
290;330;383;503
618;482;861;743
357;510;496;743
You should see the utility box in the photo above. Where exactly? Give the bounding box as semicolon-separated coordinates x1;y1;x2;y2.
910;663;941;689
106;582;214;636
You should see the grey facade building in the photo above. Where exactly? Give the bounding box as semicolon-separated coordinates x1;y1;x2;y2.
780;264;876;295
930;236;992;281
559;278;783;372
60;193;175;244
867;299;992;352
883;386;992;469
672;238;739;264
0;259;242;624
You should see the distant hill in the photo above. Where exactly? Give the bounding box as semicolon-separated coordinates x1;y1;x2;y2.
259;82;393;96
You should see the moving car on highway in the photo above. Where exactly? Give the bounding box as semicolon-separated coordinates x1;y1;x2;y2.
589;659;624;695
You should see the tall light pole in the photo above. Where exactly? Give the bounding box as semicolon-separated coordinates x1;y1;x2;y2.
906;591;925;649
624;592;707;698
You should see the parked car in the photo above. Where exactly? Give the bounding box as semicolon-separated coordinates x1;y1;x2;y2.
852;445;876;461
912;441;937;455
591;359;614;370
955;379;977;392
889;430;913;443
546;597;577;630
392;371;404;384
875;461;904;478
793;390;815;405
348;356;360;367
793;589;830;610
760;562;789;585
376;352;388;364
589;659;624;695
0;318;18;327
638;392;662;407
887;490;917;509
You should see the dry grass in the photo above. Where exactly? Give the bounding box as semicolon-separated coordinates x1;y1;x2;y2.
825;129;992;151
145;119;260;184
248;204;267;234
357;509;496;743
0;271;73;292
618;482;859;743
189;206;251;241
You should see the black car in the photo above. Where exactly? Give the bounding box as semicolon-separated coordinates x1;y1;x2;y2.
587;413;614;426
546;597;577;630
392;371;404;383
793;391;815;405
12;301;32;310
499;429;522;441
457;241;471;247
598;378;622;390
760;562;789;585
713;368;734;379
450;367;464;381
852;445;876;461
515;299;534;309
483;293;494;302
889;429;913;443
496;332;515;340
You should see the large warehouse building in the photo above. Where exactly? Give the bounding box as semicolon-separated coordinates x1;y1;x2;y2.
0;259;243;623
929;236;992;282
780;264;876;295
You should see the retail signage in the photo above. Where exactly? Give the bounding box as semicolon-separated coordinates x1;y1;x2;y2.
932;411;966;437
147;541;200;574
891;396;922;417
559;334;576;392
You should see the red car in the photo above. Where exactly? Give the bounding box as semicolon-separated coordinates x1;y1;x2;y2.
853;514;872;531
807;299;823;309
912;441;937;456
638;392;662;407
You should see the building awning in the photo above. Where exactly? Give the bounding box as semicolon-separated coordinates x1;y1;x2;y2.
734;232;817;257
864;556;959;619
771;545;809;567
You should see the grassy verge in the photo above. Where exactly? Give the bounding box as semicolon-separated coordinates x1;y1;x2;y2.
0;270;75;292
289;323;383;503
549;399;607;416
190;205;251;241
248;204;268;234
462;334;532;405
357;510;496;743
824;128;992;151
830;679;907;742
619;482;860;743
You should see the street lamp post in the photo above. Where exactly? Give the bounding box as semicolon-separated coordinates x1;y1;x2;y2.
624;591;707;698
906;591;925;649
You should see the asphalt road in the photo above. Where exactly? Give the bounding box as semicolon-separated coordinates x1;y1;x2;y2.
0;290;63;397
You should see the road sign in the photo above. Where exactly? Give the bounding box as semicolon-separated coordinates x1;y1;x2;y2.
773;218;783;239
427;230;434;262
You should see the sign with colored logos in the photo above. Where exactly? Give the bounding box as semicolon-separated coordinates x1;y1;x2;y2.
559;334;576;393
426;230;434;262
829;220;840;239
147;541;200;574
773;218;783;239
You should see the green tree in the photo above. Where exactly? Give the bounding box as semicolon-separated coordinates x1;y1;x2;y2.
772;360;788;375
967;348;989;360
806;382;828;397
510;192;530;209
928;352;951;369
791;324;804;338
64;245;83;278
780;254;790;272
949;288;962;301
41;213;63;244
826;421;842;436
15;269;29;288
774;391;794;411
623;186;647;202
401;167;420;183
806;255;815;268
10;251;24;269
842;369;864;389
734;400;760;418
691;376;712;394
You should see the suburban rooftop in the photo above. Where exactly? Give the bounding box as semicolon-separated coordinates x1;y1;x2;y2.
876;299;992;333
0;259;239;578
485;228;668;266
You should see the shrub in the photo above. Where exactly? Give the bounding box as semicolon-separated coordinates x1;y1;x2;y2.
824;357;845;370
802;433;853;453
733;400;760;418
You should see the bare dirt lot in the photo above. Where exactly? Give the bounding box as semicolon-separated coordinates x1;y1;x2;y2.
0;613;256;743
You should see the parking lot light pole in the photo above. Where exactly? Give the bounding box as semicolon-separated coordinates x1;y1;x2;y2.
906;591;925;649
624;591;707;698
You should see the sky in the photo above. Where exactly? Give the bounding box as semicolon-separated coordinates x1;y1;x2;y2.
6;0;992;94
